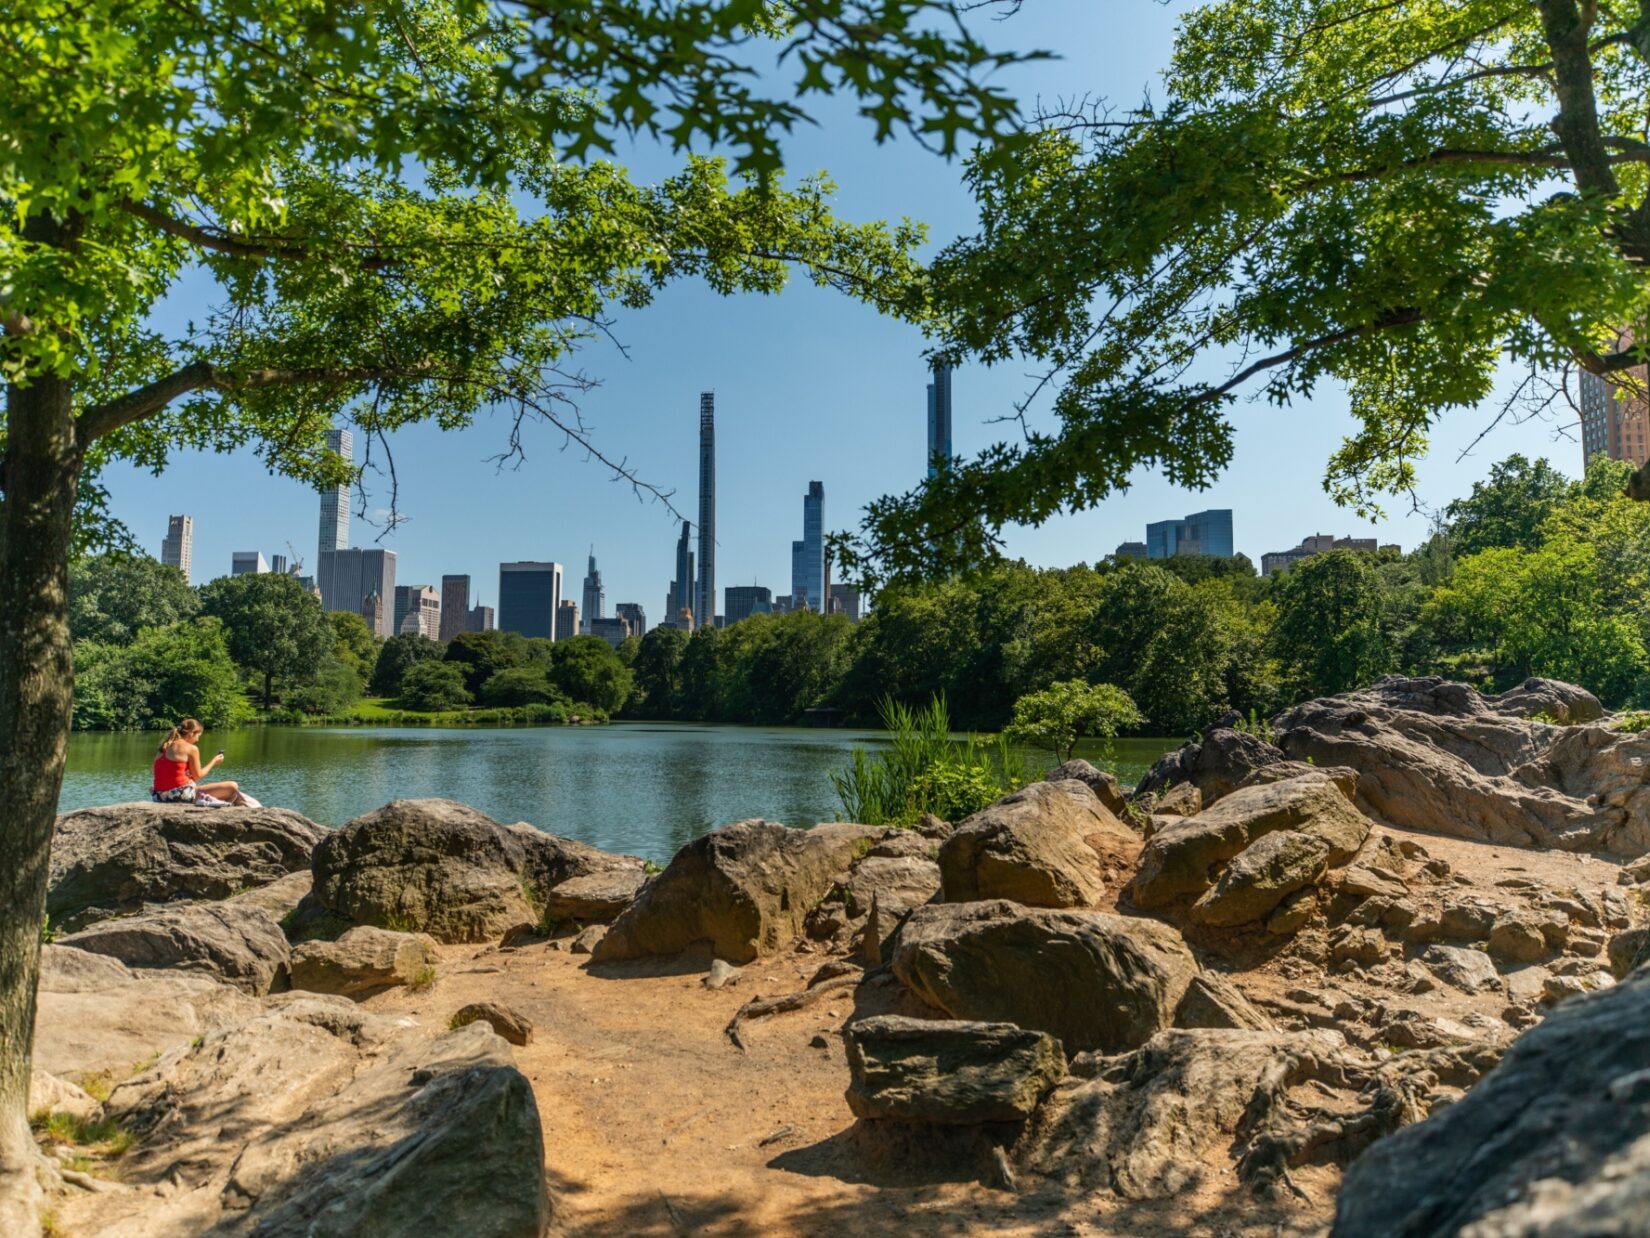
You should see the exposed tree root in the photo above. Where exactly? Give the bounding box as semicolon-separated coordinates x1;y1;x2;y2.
724;974;860;1051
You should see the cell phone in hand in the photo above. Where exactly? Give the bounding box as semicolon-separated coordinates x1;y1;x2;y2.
216;750;225;759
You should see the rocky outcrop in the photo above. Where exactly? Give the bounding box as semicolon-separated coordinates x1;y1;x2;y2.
310;798;644;944
57;901;291;995
1275;676;1650;855
48;803;326;930
28;1068;101;1121
1190;831;1332;927
593;820;881;963
1492;676;1605;725
891;901;1199;1054
1333;965;1650;1237
1135;727;1288;804
1130;773;1372;912
843;1016;1066;1123
289;925;441;997
938;781;1114;908
68;1000;550;1237
1045;759;1130;817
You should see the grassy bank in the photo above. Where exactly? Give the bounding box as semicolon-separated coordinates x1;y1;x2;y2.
250;698;607;728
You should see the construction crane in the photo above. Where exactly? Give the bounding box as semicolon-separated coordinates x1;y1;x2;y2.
285;542;304;576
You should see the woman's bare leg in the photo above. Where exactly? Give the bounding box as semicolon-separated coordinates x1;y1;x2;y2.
195;780;242;803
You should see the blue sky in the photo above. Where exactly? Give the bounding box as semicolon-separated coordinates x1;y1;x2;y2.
103;0;1579;616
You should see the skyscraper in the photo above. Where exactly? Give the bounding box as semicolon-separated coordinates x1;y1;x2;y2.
556;600;579;642
615;602;646;634
468;604;495;632
498;562;563;639
1145;509;1235;559
581;549;604;634
439;575;471;641
271;554;288;576
394;584;441;640
319;548;397;636
318;428;353;561
927;361;953;478
828;583;863;622
1580;362;1650;466
725;585;773;626
667;520;695;628
231;551;267;575
695;392;716;632
160;514;193;583
791;481;825;610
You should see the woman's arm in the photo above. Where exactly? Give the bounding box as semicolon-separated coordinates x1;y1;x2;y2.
185;743;217;781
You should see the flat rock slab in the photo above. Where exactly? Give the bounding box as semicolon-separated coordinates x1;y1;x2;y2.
58;901;291;995
1421;944;1500;994
939;781;1116;908
49;803;326;931
892;900;1198;1054
289;925;440;997
844;1015;1065;1123
543;869;650;923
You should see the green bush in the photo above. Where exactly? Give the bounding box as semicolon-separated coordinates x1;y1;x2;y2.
398;661;473;711
479;666;564;707
832;694;1022;826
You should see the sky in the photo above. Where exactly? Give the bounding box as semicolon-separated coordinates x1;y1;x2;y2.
103;0;1581;617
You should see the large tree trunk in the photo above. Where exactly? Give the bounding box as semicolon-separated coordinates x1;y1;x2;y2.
0;369;80;1236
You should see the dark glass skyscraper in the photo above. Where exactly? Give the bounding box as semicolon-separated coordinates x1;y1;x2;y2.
696;392;716;631
667;520;695;627
580;548;604;634
791;481;825;610
498;561;563;639
926;362;953;478
1145;509;1234;559
318;428;352;561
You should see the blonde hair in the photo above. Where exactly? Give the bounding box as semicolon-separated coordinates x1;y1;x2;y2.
159;718;202;754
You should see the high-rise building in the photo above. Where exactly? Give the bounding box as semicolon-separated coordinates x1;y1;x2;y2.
580;549;604;634
927;361;953;478
1580;362;1650;467
498;561;563;639
556;599;579;642
231;551;267;575
468;604;495;632
393;584;440;641
318;428;353;561
615;602;646;635
666;520;695;629
1145;509;1234;560
320;548;397;636
439;575;471;642
724;585;773;626
790;481;825;609
589;616;631;648
361;589;384;634
696;392;716;632
1114;541;1148;560
161;515;194;583
1260;534;1399;577
271;554;288;576
828;583;862;622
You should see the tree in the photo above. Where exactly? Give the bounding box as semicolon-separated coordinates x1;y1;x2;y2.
548;636;634;714
443;630;530;695
841;0;1650;584
72;618;246;731
1003;680;1142;762
626;627;689;718
199;573;335;709
68;553;198;645
397;661;473;712
1271;551;1391;697
370;634;447;698
479;666;564;708
2;7;1029;1209
327;612;381;691
1444;455;1574;557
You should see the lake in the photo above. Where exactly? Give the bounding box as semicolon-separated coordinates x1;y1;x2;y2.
60;725;1184;863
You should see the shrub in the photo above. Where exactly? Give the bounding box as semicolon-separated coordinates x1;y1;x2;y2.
1002;679;1143;762
397;661;473;711
479;666;563;707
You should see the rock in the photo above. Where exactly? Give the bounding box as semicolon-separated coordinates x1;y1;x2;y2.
1540;973;1596;1007
891;900;1198;1054
1329;925;1389;968
1493;676;1605;725
1190;830;1332;927
1135;727;1289;805
1439;898;1498;941
570;924;607;955
914;814;954;840
593;820;881;963
48;802;326;930
1487;913;1553;964
1503;966;1551;1005
1130;773;1372;909
499;921;541;948
451;1000;534;1046
938;781;1115;908
864;830;939;860
1619;854;1650;885
28;1069;101;1121
1607;927;1650;979
1347;895;1418;932
1237;761;1361;800
1421;944;1500;994
843;854;941;920
702;959;742;990
1332;964;1650;1238
58;901;291;995
1265;888;1318;935
842;1015;1066;1123
1172;974;1273;1031
227;869;314;922
1275;676;1650;855
288;925;441;997
1151;782;1203;817
542;868;650;923
1045;759;1130;817
69;1003;550;1236
311;798;644;944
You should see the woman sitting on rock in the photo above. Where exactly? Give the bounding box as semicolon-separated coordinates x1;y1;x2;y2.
152;718;255;806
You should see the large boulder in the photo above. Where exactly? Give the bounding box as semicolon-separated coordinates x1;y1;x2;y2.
1332;964;1650;1237
1189;830;1331;927
1130;772;1371;910
1275;677;1650;855
61;1000;549;1237
57;901;291;995
541;869;650;924
938;781;1115;908
1044;759;1130;817
843;1015;1066;1123
48;803;326;930
593;820;881;963
891;900;1199;1054
289;925;441;997
310;798;644;944
1493;676;1606;725
1135;727;1288;804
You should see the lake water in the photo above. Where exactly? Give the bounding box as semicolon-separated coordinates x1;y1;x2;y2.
60;725;1183;863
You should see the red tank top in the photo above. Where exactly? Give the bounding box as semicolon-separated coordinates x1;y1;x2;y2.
153;751;192;791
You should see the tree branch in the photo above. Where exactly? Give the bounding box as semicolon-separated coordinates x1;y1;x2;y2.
119;200;392;269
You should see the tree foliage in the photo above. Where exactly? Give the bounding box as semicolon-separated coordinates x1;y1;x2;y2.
397;660;474;712
199;572;336;708
371;633;448;697
1003;679;1142;761
69;554;198;645
72;618;247;730
1271;551;1391;697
